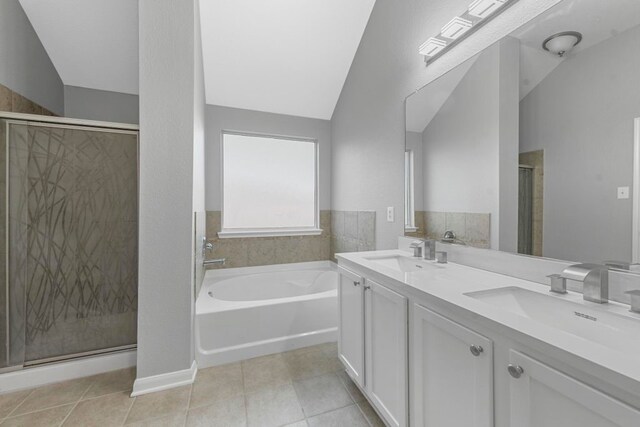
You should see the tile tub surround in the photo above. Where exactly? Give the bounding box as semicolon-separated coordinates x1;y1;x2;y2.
0;343;384;427
405;211;491;249
205;210;331;268
330;210;376;260
0;84;58;116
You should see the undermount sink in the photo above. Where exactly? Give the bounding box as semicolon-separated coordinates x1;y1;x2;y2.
364;254;432;273
466;286;640;354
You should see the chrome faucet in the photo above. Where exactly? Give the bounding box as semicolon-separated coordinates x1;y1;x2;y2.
410;240;424;258
558;263;609;304
409;238;436;260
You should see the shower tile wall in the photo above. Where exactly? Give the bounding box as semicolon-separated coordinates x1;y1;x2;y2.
205;211;332;268
7;123;138;363
407;211;491;249
0;83;58;116
330;211;376;261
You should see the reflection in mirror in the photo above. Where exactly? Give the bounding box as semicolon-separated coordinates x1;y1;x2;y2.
405;0;640;269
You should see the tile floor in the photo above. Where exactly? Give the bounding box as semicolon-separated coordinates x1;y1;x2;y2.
0;342;385;427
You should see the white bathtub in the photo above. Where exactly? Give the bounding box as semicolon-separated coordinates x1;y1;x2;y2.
196;261;338;368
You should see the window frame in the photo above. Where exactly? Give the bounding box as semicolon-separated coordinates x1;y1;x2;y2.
405;149;417;232
219;130;321;238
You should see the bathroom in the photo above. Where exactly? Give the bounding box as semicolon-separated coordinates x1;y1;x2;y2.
1;0;640;425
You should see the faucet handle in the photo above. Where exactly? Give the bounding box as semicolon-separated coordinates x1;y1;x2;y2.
547;274;567;294
625;290;640;313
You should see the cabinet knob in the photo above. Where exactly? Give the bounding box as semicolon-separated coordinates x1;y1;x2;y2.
507;364;524;379
363;285;371;291
469;345;483;357
353;281;360;287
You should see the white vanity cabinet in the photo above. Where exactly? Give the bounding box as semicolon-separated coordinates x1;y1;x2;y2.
337;266;365;387
507;350;640;427
411;304;494;427
337;267;409;427
365;279;408;427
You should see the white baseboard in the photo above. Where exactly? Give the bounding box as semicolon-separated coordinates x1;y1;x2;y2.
0;350;136;395
131;360;197;397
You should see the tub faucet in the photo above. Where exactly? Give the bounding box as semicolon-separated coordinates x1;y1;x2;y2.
204;258;226;267
559;263;609;304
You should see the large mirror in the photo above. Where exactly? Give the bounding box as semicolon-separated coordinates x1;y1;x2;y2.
405;0;640;270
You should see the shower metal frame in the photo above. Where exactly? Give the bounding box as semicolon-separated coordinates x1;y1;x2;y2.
0;112;140;371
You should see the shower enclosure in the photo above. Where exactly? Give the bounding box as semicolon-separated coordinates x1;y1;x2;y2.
1;113;138;371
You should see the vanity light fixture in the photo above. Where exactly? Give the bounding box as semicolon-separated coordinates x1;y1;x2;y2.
420;0;518;64
419;37;448;57
542;31;582;57
468;0;507;19
440;17;473;40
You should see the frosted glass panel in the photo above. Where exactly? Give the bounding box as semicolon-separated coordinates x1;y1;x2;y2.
223;133;316;229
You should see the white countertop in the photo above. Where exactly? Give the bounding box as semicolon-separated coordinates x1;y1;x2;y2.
337;249;640;387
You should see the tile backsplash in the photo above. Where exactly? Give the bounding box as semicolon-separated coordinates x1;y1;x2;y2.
406;211;491;249
205;210;331;268
330;210;376;260
0;83;58;116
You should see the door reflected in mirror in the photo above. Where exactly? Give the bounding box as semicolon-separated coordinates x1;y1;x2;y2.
405;0;640;270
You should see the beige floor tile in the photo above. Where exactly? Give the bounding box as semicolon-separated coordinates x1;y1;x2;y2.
190;362;243;409
306;405;369;427
124;411;186;427
83;368;136;399
293;373;352;417
283;422;308;427
12;377;93;416
125;386;190;424
283;347;342;380
242;353;292;393
317;342;338;357
245;383;304;427
63;391;134;427
185;395;246;427
357;400;385;427
0;389;32;419
1;404;74;427
336;370;365;403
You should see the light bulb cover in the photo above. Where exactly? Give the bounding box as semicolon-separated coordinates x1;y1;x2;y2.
542;31;583;57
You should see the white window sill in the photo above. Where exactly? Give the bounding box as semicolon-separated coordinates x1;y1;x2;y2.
405;226;419;232
218;229;323;239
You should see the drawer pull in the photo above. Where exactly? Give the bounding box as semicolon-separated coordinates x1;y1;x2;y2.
508;364;524;379
469;345;483;356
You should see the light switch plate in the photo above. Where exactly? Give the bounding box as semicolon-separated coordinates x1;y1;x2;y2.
618;186;630;199
387;207;395;222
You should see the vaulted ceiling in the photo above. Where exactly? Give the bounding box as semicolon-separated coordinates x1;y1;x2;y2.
19;0;376;120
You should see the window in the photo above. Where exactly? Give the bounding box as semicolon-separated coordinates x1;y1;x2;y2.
405;150;416;231
220;132;319;237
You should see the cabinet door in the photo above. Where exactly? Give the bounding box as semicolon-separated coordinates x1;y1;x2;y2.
365;279;408;427
412;304;493;427
508;350;640;427
337;266;365;387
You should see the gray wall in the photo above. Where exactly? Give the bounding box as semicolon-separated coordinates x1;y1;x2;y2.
137;0;200;380
331;0;562;250
421;44;500;248
205;104;331;211
0;0;63;115
64;85;139;124
520;24;640;264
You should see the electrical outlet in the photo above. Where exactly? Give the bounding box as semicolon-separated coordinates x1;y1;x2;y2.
618;186;630;199
387;207;395;222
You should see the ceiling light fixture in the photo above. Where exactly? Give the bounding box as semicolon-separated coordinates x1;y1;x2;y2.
542;31;583;57
419;0;518;64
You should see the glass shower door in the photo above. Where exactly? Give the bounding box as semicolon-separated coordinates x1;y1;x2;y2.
2;117;138;367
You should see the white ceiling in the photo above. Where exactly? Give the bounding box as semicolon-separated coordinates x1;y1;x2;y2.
408;0;640;130
199;0;376;120
19;0;139;95
514;0;640;99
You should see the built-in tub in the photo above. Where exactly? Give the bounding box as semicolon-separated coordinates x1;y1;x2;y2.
196;261;337;368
